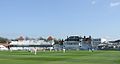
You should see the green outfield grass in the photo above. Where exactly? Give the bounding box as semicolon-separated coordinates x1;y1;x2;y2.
0;50;120;64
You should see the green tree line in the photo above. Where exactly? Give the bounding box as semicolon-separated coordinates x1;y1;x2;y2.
0;37;9;43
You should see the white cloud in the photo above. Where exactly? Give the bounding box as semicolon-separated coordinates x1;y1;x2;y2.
91;1;96;5
110;2;120;7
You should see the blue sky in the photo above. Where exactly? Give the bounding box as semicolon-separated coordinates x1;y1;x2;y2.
0;0;120;40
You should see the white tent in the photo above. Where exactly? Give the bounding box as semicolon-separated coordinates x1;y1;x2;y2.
0;45;8;51
10;40;54;51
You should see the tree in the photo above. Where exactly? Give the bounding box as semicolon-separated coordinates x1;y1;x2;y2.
59;39;64;45
54;39;59;44
54;39;64;45
37;37;46;40
0;37;9;43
